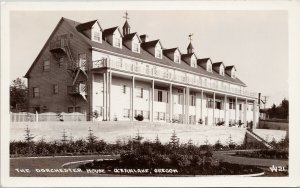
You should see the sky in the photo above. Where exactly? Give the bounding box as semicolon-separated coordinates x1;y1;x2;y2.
9;10;288;108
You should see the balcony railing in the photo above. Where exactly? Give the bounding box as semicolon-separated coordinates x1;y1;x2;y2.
67;83;87;95
92;58;108;69
49;39;67;52
92;58;257;98
68;59;87;71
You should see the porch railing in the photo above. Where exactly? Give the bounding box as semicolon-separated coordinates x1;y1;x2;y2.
92;58;257;98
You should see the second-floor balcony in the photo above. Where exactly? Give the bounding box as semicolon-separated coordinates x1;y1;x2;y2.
92;58;257;98
68;59;87;71
49;38;68;53
67;83;87;95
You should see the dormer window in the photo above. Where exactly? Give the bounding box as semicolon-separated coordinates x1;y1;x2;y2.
232;71;236;79
174;54;180;63
207;64;212;72
133;42;140;53
92;31;101;42
113;37;121;48
191;59;197;68
91;22;102;43
155;48;162;59
220;67;224;76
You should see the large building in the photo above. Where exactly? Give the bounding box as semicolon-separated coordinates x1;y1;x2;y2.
25;14;259;127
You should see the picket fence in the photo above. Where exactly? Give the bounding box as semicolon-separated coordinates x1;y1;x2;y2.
10;112;87;122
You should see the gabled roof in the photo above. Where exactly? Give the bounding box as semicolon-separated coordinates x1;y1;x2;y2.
103;26;123;37
141;40;162;49
25;17;246;86
76;20;101;31
225;65;236;71
163;47;181;55
197;58;212;65
212;62;225;68
123;32;141;42
181;53;196;59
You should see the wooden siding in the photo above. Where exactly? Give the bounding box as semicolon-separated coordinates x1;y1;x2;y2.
27;19;92;117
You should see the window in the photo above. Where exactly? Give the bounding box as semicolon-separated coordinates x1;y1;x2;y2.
93;31;101;42
174;55;180;63
215;101;222;110
43;60;50;71
154;112;159;120
158;90;163;102
113;37;121;48
33;87;40;98
53;84;58;94
75;107;81;113
133;43;140;53
206;98;214;108
159;112;165;120
191;60;197;68
122;85;126;94
79;53;87;68
207;64;212;72
178;94;184;105
136;88;143;98
229;99;236;110
155;49;162;59
154;112;165;120
239;104;242;110
190;93;196;106
232;71;236;79
68;107;74;113
123;109;130;118
220;67;224;76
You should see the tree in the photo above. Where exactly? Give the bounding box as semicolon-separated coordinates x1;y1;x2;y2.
24;125;35;154
267;99;289;119
279;98;289;119
268;104;277;119
86;127;97;152
10;78;28;111
169;130;179;147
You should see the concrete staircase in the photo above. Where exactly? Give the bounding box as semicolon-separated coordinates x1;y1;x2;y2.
245;129;273;149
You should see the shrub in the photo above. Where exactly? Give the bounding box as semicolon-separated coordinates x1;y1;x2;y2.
214;139;223;150
198;119;203;125
134;114;144;121
216;121;225;126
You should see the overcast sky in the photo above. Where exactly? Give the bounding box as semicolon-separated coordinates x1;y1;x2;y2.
10;10;288;107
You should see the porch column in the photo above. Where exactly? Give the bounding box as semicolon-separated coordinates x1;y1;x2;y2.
224;95;227;126
235;96;238;124
151;80;154;122
109;71;112;121
169;84;173;123
201;90;204;124
103;72;107;120
183;87;186;124
244;98;247;126
213;92;215;126
253;100;257;129
131;76;135;121
186;87;190;124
